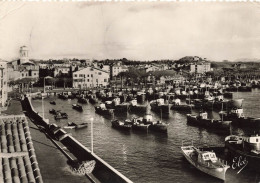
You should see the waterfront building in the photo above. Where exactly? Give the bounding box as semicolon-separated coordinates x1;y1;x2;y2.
111;61;128;77
190;61;211;74
7;46;39;81
0;61;8;108
73;66;109;88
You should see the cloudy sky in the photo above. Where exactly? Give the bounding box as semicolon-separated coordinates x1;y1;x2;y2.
0;2;259;61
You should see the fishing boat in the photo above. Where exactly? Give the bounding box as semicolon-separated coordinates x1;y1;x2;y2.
111;119;132;131
50;101;56;105
54;112;68;120
72;104;83;111
78;97;89;104
187;112;231;131
181;145;229;180
128;99;147;113
171;98;193;112
143;113;168;133
95;103;114;116
150;98;170;114
132;117;150;132
58;92;69;100
49;109;57;115
64;122;88;129
225;134;260;172
219;107;260;127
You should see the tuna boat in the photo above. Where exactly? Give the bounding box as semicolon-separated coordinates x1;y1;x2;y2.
142;113;168;133
95;103;114;116
219;107;260;127
187;112;231;131
150;98;171;114
131;117;151;132
111;119;132;131
128;99;147;113
181;145;229;181
171;98;193;112
225;135;260;172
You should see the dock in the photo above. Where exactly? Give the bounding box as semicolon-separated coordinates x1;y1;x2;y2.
21;96;133;183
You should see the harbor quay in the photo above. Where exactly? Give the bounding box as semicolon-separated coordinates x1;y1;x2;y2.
21;96;133;183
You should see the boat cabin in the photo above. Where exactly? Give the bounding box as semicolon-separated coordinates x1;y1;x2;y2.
113;98;121;105
199;112;208;120
198;152;218;163
100;103;106;109
229;108;244;118
243;135;260;152
130;99;137;106
143;114;153;122
156;98;165;105
174;99;181;105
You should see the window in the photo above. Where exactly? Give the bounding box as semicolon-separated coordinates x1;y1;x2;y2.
74;74;77;77
257;139;259;142
87;75;89;77
104;79;107;82
22;74;24;77
91;74;93;77
98;72;102;75
96;79;98;82
87;79;89;82
34;73;36;75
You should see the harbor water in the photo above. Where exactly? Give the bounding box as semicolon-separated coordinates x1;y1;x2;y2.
31;89;260;183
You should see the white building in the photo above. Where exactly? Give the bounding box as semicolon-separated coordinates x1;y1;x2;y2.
0;62;8;108
7;46;39;81
73;67;110;88
111;62;128;76
190;62;211;74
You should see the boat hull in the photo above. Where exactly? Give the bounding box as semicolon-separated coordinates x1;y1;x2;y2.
181;149;228;180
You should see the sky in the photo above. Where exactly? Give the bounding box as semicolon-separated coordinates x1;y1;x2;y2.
0;2;259;61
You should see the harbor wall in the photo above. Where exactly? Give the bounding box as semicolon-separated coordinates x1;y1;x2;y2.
21;96;133;183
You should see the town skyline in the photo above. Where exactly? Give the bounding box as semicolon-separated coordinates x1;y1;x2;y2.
0;2;259;62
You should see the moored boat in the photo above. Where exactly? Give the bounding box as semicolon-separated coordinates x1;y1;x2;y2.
64;122;88;129
54;112;68;120
225;134;260;172
72;104;83;111
95;103;114;116
150;98;170;114
181;145;229;180
111;119;132;131
49;109;57;115
187;112;231;130
50;101;56;105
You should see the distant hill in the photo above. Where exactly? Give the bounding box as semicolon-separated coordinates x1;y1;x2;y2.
234;58;260;62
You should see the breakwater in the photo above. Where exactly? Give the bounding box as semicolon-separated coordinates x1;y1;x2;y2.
21;96;133;183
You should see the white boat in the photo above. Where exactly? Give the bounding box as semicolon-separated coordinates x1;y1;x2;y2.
181;145;229;181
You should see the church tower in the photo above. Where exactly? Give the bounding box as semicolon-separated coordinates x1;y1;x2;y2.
20;46;29;64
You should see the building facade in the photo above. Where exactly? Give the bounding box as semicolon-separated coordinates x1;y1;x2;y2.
111;62;128;76
0;62;8;108
190;62;211;74
7;46;39;81
73;67;110;88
